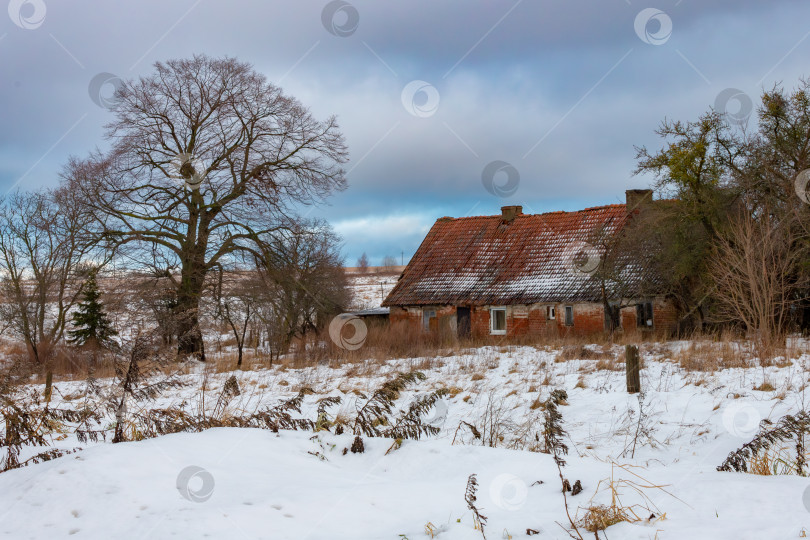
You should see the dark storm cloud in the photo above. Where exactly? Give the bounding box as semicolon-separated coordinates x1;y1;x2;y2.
1;0;810;263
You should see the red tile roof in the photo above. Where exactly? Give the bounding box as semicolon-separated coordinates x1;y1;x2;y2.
383;204;640;306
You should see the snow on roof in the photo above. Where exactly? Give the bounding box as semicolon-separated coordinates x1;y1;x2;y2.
383;204;646;306
351;307;390;317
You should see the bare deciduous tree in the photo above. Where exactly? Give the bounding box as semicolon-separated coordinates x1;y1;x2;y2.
0;189;98;364
212;267;259;369
66;55;348;360
356;253;369;273
381;255;397;271
254;221;349;356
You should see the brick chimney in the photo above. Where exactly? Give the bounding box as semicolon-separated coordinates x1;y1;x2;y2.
501;205;523;223
625;189;653;211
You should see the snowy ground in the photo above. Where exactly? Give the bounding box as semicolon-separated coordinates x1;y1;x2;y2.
346;271;400;310
2;342;810;539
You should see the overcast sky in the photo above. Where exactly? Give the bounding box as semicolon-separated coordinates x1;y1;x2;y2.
2;0;809;265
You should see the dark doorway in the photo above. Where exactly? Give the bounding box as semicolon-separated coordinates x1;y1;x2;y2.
457;307;471;338
605;303;621;332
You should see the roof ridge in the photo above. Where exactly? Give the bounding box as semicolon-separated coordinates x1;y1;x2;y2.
437;202;626;221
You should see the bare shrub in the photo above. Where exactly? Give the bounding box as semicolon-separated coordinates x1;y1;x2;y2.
709;210;808;361
477;390;518;448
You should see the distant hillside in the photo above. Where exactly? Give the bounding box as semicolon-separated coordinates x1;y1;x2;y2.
345;267;403;310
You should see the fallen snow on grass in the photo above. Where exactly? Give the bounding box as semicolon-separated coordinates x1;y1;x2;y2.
3;343;810;538
1;427;807;539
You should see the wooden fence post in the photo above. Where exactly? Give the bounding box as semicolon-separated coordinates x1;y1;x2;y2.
44;371;53;403
625;344;641;394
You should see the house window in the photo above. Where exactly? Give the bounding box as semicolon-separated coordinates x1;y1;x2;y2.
564;305;574;327
546;306;556;320
636;301;654;328
490;308;506;335
422;309;436;331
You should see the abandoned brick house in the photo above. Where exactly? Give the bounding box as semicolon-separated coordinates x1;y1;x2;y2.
381;189;678;339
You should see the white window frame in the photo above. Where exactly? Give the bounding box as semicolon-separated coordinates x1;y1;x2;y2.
547;305;556;320
490;307;507;335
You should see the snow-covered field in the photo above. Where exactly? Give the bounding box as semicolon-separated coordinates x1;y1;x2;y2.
346;271;400;310
2;342;810;539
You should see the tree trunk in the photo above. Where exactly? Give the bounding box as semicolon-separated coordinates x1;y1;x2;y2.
112;398;127;443
175;265;206;361
44;371;53;403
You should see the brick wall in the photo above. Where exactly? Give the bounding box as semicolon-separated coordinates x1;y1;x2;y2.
388;306;410;326
652;297;679;336
389;297;678;339
462;302;608;338
389;305;456;336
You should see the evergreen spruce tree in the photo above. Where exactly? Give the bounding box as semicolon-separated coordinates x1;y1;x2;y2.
69;271;117;347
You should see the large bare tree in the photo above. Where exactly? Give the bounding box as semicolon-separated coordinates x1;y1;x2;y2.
66;55;348;360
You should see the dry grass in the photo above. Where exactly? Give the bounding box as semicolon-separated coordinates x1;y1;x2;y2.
672;340;751;372
7;317;806;393
577;461;675;534
670;330;807;372
579;504;628;533
555;344;614;362
753;381;776;392
14;344;120;383
747;446;805;476
320;323;658;369
748;452;776;476
8;337;281;385
594;357;624;371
